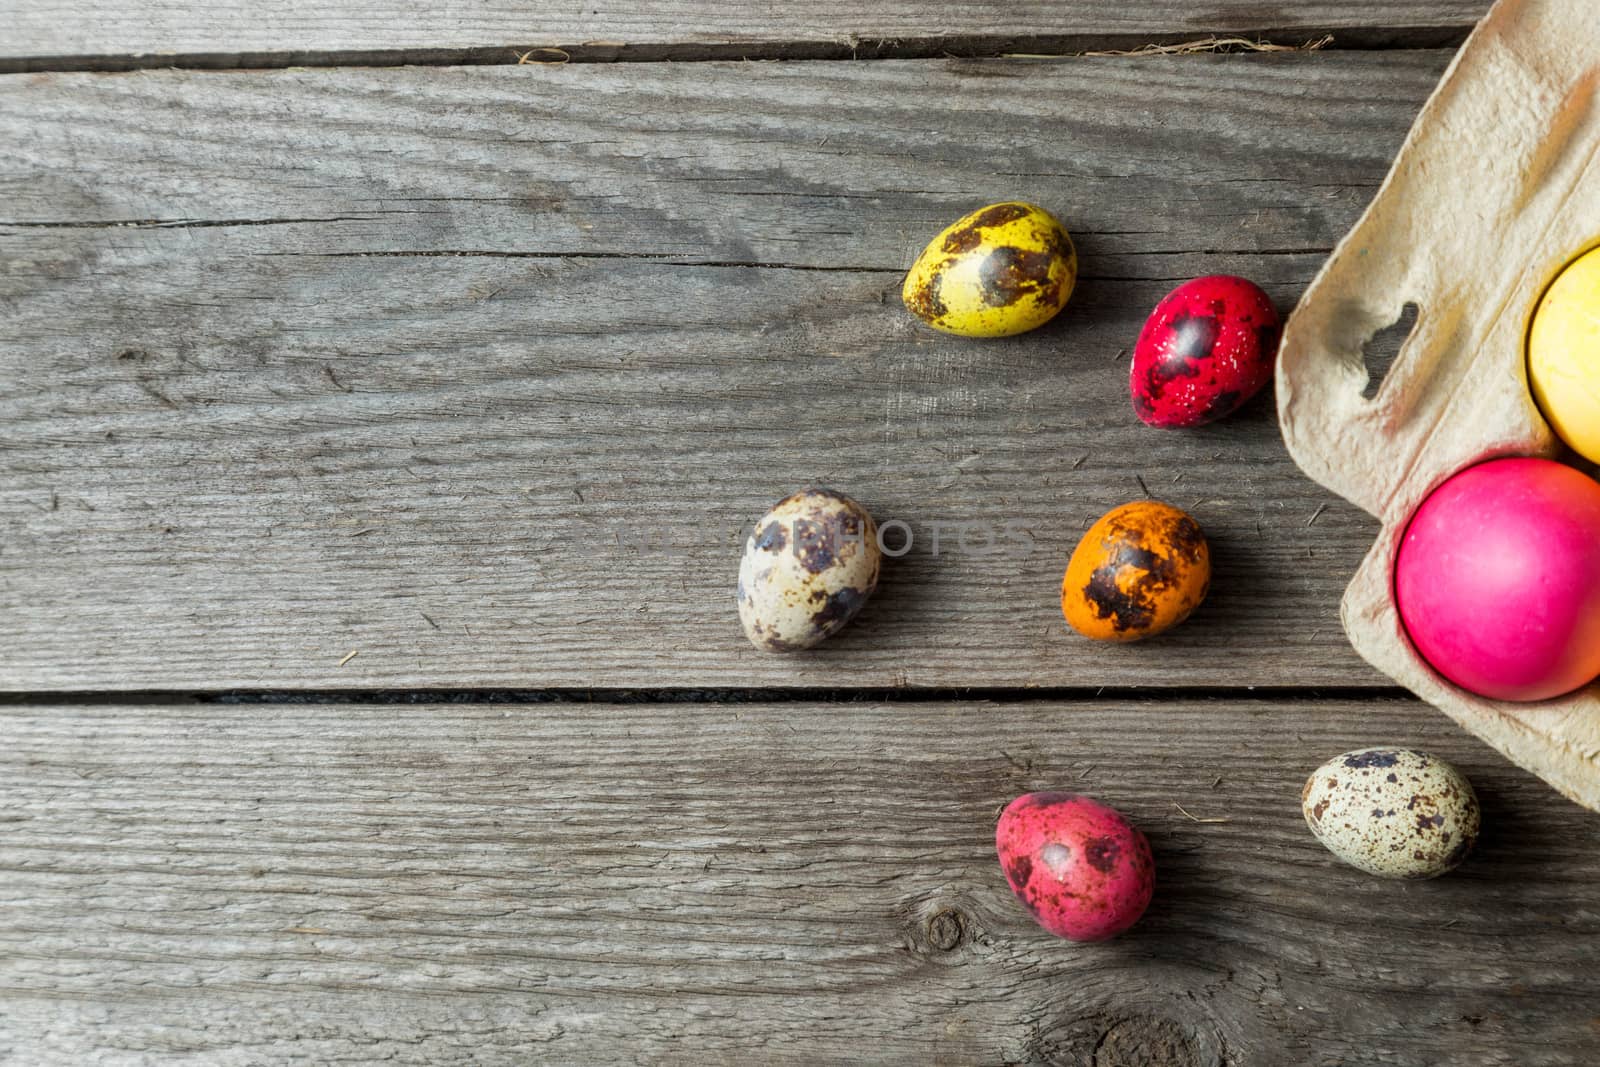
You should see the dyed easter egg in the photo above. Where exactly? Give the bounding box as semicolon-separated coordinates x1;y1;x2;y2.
901;202;1077;337
996;792;1155;942
1528;245;1600;463
1130;275;1281;428
1061;500;1210;641
1395;457;1600;701
737;489;881;653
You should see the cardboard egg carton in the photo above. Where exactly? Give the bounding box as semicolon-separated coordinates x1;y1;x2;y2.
1278;0;1600;810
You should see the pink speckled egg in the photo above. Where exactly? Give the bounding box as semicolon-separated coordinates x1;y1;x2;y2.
995;792;1154;942
1395;457;1600;702
1130;275;1281;428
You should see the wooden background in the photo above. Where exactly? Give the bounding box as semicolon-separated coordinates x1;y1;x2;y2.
5;2;1599;1064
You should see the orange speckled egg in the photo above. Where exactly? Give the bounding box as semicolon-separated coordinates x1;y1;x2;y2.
1061;501;1210;642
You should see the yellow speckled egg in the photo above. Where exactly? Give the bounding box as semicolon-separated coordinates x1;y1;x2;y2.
902;202;1077;337
1529;244;1600;462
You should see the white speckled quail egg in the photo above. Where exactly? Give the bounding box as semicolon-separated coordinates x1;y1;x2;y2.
737;488;880;652
1301;748;1480;879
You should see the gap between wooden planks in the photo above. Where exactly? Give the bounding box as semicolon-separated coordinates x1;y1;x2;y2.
1;698;1595;1066
0;52;1459;691
0;1;1490;70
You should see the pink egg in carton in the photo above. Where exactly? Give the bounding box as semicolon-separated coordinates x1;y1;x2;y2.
1278;0;1600;810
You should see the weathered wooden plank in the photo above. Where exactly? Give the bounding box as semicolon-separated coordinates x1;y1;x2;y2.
0;54;1453;690
1;698;1595;1065
2;2;1491;66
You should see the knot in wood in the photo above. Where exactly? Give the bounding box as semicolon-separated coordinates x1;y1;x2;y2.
925;908;964;951
1092;1016;1202;1067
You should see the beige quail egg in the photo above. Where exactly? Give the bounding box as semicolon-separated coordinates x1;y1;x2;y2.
737;488;880;652
1301;748;1480;879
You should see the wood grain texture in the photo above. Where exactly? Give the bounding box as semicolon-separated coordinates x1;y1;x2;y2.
0;54;1455;691
1;1;1492;66
2;698;1596;1066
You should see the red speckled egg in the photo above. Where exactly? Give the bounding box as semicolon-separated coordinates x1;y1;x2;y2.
1130;275;1281;428
995;792;1154;942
